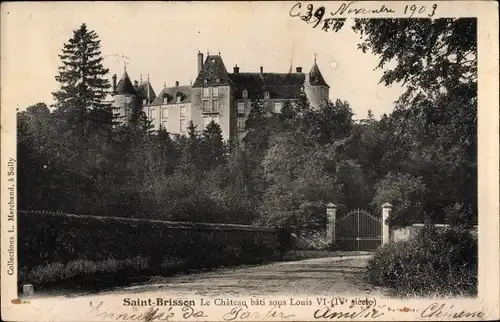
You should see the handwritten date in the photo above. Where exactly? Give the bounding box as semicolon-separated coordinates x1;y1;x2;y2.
290;2;438;32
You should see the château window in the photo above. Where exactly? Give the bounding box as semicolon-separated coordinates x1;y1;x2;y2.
237;102;245;114
180;106;186;118
237;117;246;131
274;102;283;113
161;121;168;129
176;96;181;103
150;108;157;119
213;87;219;97
125;96;131;104
180;119;186;132
203;87;210;97
203;100;210;111
203;115;219;128
163;96;168;104
202;116;211;128
242;89;248;99
143;99;147;105
264;91;270;99
161;108;168;119
212;100;219;112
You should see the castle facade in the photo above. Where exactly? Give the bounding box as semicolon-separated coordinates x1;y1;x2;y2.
111;52;330;141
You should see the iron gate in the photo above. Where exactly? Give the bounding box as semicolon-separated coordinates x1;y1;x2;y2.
335;209;382;251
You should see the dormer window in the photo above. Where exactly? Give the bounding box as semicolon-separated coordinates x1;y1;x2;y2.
242;89;248;99
125;96;131;104
204;78;209;84
216;78;220;83
176;96;181;104
143;99;147;105
163;96;168;104
264;91;270;99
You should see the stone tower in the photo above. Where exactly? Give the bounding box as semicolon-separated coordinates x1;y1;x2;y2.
111;69;141;122
304;58;330;110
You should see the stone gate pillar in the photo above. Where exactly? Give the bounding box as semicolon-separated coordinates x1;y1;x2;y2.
381;203;393;244
326;203;338;244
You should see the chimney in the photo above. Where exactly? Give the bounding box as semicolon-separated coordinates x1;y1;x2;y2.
112;74;117;93
296;67;302;73
175;81;179;87
134;80;139;89
260;66;264;74
233;65;240;74
197;51;204;75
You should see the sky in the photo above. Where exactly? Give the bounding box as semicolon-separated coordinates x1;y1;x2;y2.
1;1;406;119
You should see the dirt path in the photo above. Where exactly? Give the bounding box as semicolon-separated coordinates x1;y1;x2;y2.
94;255;389;298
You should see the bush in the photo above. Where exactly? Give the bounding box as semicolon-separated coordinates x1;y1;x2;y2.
371;172;426;227
296;230;330;250
18;211;281;287
25;257;149;285
366;223;477;297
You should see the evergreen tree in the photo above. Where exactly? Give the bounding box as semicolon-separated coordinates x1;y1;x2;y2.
276;100;297;132
182;121;202;169
202;121;225;169
155;125;179;175
243;100;271;160
52;23;113;136
129;101;153;134
367;109;375;121
157;124;171;142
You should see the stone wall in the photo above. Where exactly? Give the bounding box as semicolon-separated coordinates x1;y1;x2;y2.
391;223;478;242
18;211;281;282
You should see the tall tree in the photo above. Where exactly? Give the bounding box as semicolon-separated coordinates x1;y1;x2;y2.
243;100;272;166
333;18;477;222
180;121;203;171
306;99;354;145
201;121;226;169
52;23;113;136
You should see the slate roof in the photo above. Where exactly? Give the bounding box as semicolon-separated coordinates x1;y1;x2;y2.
116;71;137;95
150;85;191;106
137;81;157;103
193;55;230;87
227;60;329;100
229;72;306;100
309;61;329;87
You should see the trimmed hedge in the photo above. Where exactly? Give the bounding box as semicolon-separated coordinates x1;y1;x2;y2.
366;223;477;297
18;211;280;286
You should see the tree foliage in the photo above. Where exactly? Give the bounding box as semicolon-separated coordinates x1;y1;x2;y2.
52;23;114;136
18;20;477;228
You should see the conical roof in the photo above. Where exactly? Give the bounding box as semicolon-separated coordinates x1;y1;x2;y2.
116;71;137;95
309;61;329;87
137;81;157;103
193;55;229;87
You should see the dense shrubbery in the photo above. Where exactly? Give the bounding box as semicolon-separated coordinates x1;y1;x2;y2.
20;257;150;285
366;223;478;297
18;211;280;287
18;21;478;296
296;230;330;250
19;21;477;230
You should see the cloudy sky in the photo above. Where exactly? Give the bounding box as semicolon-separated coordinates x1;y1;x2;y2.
1;2;406;119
